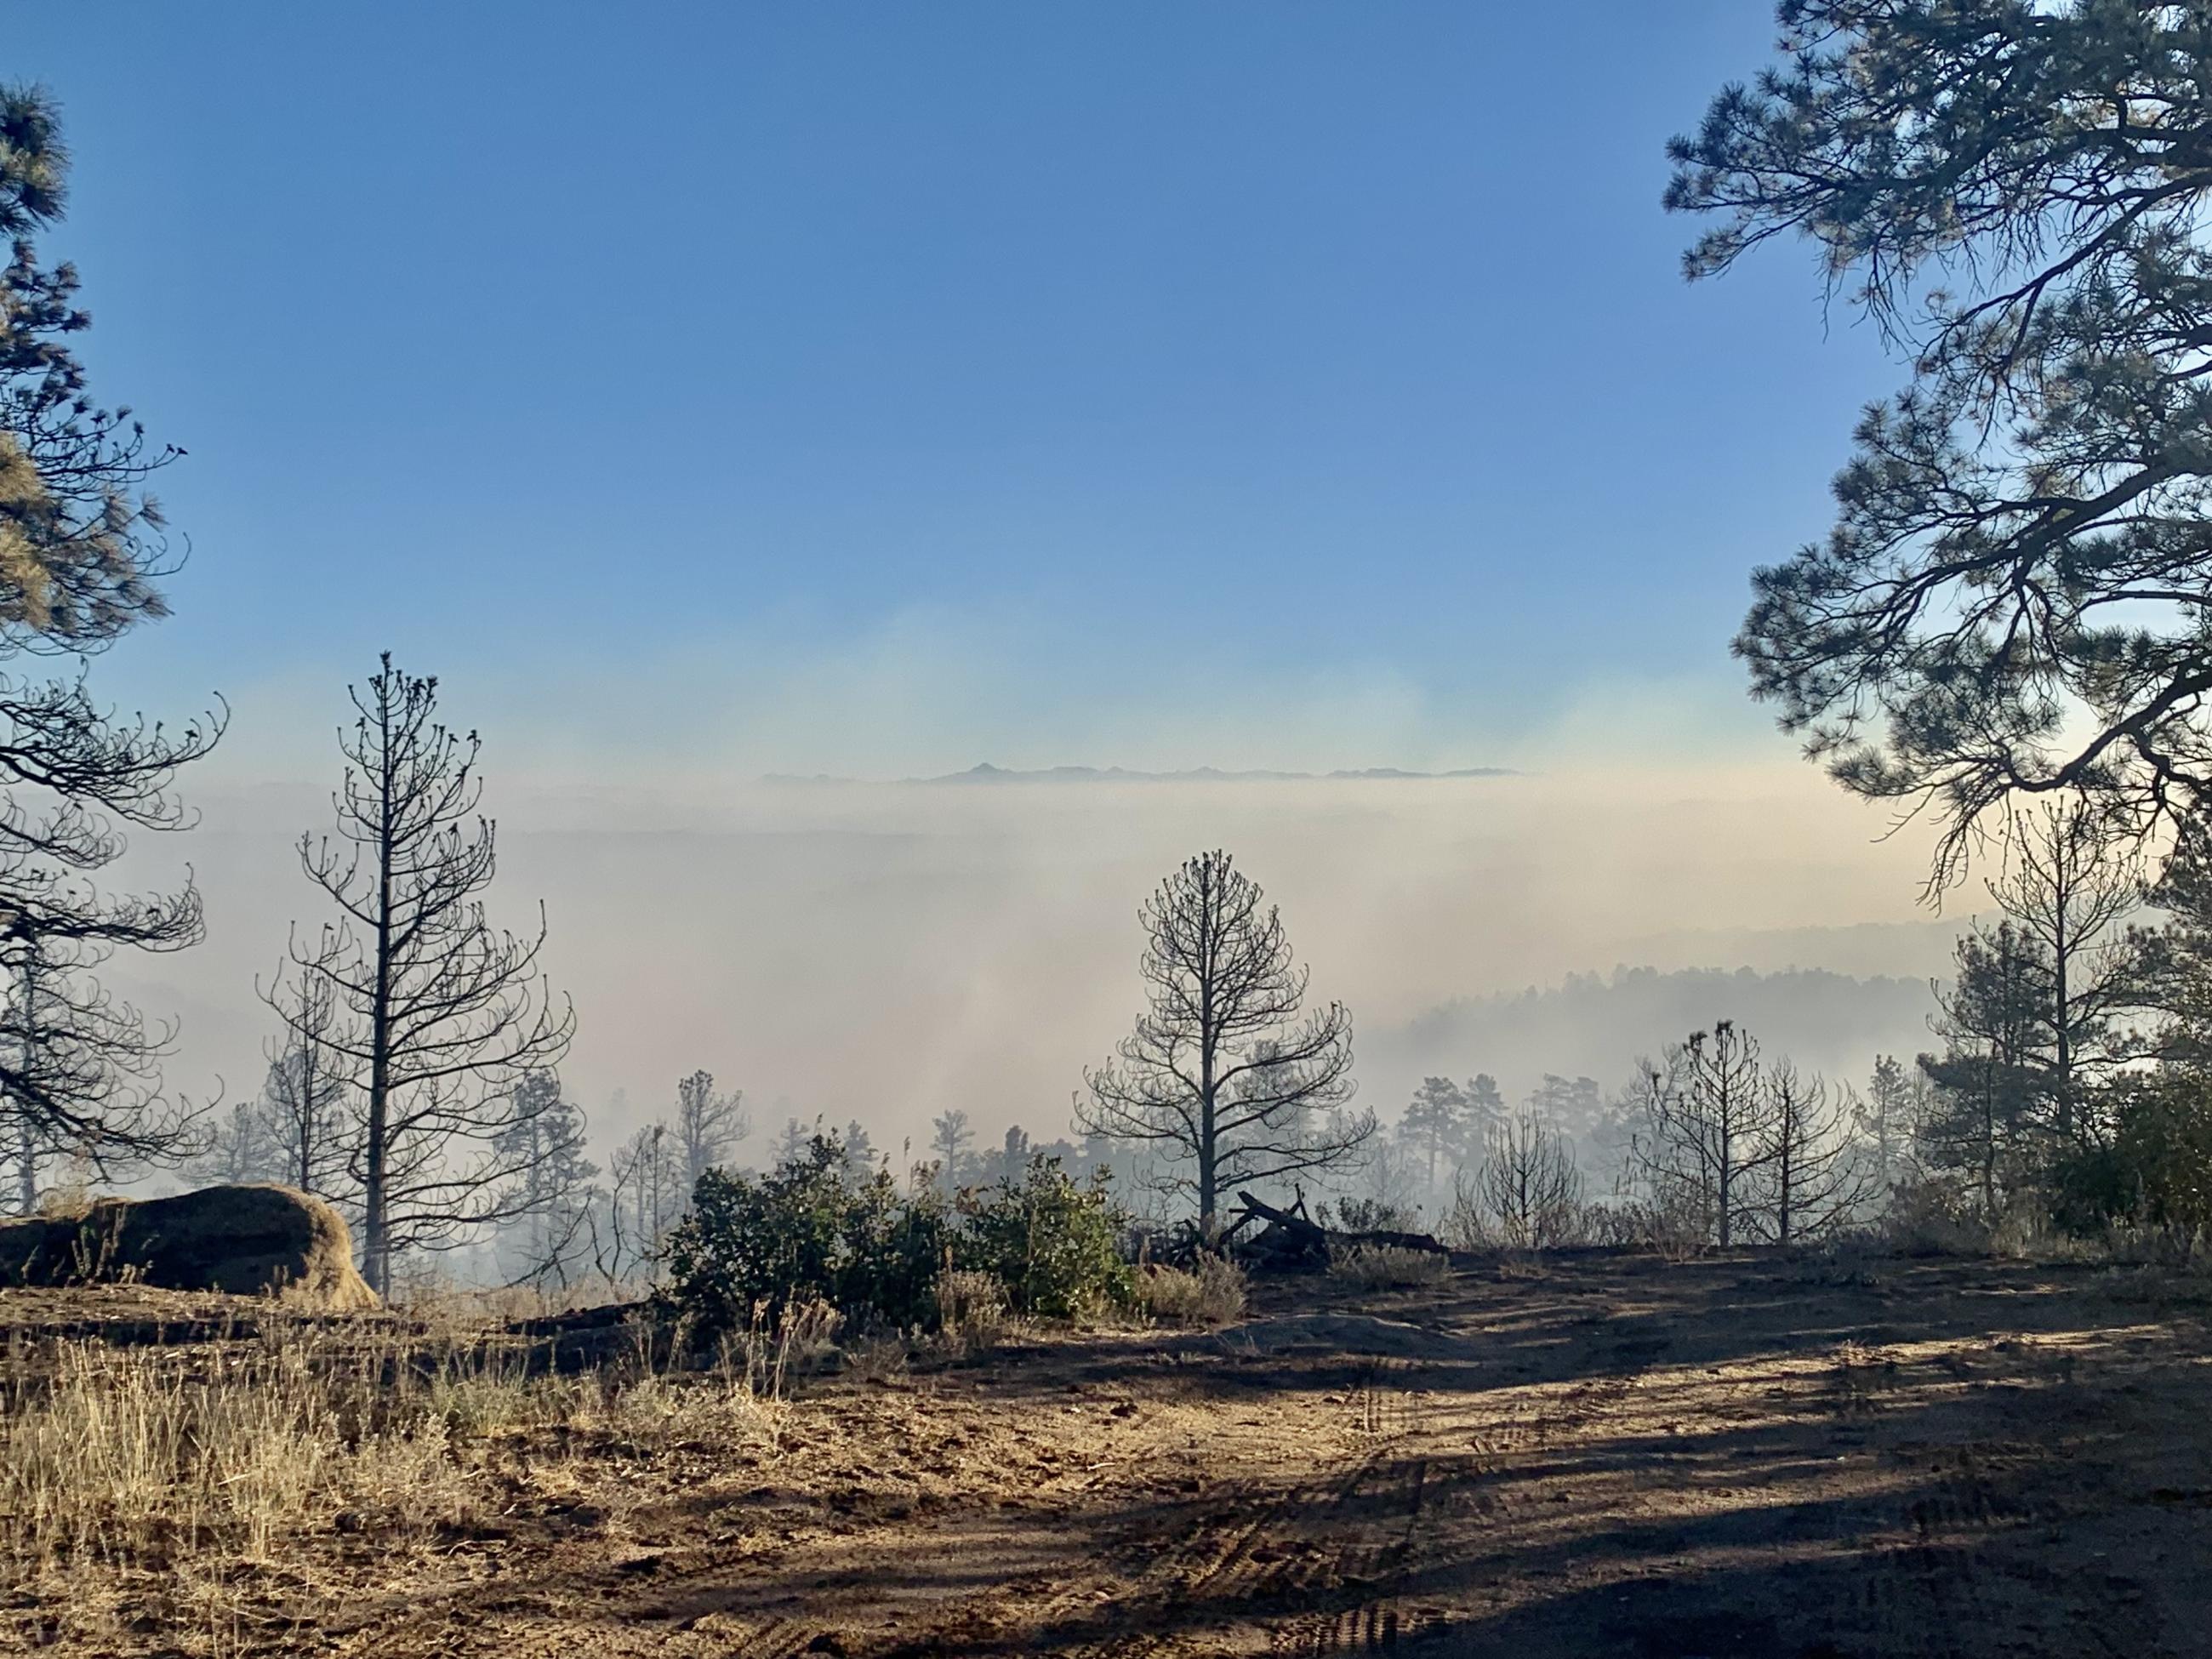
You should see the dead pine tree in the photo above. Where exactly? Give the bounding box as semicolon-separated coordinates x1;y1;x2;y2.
673;1068;748;1190
1753;1059;1871;1246
1079;849;1370;1242
1475;1110;1584;1250
1625;1019;1775;1248
273;656;573;1295
255;924;353;1196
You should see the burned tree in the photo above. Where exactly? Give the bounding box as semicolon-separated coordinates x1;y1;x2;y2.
191;1097;278;1187
1474;1111;1584;1251
1753;1060;1871;1245
1625;1020;1776;1248
601;1117;685;1278
254;926;352;1196
1080;849;1369;1240
673;1068;748;1190
0;88;223;1199
274;657;573;1293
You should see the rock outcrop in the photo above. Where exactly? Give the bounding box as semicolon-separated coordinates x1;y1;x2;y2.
0;1183;377;1309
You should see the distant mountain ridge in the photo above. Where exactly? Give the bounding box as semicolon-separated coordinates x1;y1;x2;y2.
763;761;1517;785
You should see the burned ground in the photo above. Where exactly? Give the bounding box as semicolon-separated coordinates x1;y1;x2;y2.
5;1251;2209;1657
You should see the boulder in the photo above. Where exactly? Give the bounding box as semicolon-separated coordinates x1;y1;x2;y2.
0;1183;378;1309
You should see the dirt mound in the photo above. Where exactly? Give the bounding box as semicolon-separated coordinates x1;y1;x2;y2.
1197;1311;1480;1360
0;1183;377;1309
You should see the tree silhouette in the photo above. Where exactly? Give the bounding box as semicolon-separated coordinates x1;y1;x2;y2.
1857;1054;1924;1194
1626;1020;1776;1247
1920;923;2049;1217
255;924;352;1196
272;656;573;1293
494;1071;596;1288
1400;1077;1479;1203
1080;850;1369;1240
1753;1059;1870;1244
1474;1111;1584;1250
1982;801;2158;1140
931;1108;975;1180
673;1068;748;1189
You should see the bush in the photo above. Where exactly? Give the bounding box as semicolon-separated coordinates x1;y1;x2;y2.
1582;1194;1710;1259
1323;1196;1418;1233
1327;1244;1452;1291
660;1135;946;1341
956;1155;1135;1320
1136;1256;1246;1325
662;1142;1137;1343
1877;1176;1995;1256
2054;1071;2212;1238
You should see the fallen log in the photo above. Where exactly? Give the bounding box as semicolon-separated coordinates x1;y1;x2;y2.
1229;1190;1447;1274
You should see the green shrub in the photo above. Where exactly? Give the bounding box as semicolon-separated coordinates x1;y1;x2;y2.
955;1155;1135;1320
661;1141;1137;1343
2055;1072;2212;1238
660;1135;946;1341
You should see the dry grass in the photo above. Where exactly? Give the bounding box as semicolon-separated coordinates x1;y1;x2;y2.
2;1326;459;1571
1326;1245;1454;1291
935;1268;1018;1356
1136;1257;1247;1325
0;1303;791;1648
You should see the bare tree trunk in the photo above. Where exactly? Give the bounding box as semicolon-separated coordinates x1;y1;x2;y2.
14;1112;33;1216
364;684;396;1296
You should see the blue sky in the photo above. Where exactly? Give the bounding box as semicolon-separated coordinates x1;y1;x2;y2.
11;3;1902;780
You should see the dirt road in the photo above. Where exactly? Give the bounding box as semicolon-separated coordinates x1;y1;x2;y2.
323;1252;2212;1658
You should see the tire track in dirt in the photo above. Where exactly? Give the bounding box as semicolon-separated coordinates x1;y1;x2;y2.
1037;1359;1446;1656
1055;1454;1381;1658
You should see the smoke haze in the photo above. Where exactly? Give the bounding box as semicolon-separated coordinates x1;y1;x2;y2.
105;759;1960;1160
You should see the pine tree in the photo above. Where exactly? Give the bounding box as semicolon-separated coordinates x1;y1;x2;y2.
272;658;573;1291
1672;4;2212;879
1920;923;2049;1217
995;1123;1030;1185
843;1119;878;1177
1857;1055;1923;1194
1398;1077;1470;1202
0;87;222;1186
771;1115;815;1169
672;1069;747;1189
493;1072;596;1287
1080;850;1368;1240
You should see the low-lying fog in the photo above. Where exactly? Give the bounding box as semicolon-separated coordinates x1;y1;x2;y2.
106;761;1961;1159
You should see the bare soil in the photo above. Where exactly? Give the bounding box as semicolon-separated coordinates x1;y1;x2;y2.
10;1250;2212;1657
